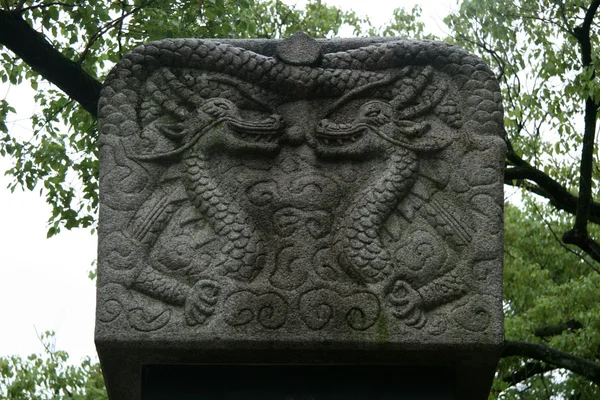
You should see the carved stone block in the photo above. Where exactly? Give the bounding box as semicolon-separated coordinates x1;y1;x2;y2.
96;33;505;400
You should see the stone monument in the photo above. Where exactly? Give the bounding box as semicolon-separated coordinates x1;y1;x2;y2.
96;33;505;399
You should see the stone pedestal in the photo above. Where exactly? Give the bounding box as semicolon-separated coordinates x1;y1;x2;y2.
96;33;505;400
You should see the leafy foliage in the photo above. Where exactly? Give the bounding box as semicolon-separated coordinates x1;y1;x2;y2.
497;204;600;399
0;332;106;400
377;5;433;39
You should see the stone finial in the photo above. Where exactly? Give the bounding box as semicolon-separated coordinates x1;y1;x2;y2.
276;31;322;66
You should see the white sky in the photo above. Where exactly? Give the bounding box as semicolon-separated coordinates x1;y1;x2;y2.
0;0;460;363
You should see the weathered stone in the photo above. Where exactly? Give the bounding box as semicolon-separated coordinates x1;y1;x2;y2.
276;31;323;66
96;34;505;400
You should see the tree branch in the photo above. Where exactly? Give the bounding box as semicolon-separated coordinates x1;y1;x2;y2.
505;145;600;262
556;1;577;38
502;362;556;387
531;203;600;273
534;319;584;339
504;165;600;225
503;340;600;386
0;9;101;116
78;1;143;65
562;232;600;263
564;0;600;239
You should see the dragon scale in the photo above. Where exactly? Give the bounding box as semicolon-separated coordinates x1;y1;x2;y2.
339;145;419;283
183;143;262;282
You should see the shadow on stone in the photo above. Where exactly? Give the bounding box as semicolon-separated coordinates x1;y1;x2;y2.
142;365;455;400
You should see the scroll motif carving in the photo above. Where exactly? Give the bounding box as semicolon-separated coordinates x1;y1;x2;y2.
224;291;288;329
97;34;505;337
299;289;380;331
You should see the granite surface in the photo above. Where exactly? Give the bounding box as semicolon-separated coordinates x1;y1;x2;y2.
96;32;505;400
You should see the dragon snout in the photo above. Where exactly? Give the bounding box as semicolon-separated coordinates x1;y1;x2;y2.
316;119;328;133
266;115;284;130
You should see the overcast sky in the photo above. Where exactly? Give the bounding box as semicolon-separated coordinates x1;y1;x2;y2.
0;0;459;363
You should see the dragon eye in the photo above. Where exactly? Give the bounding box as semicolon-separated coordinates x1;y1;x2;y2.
214;100;231;109
365;110;381;118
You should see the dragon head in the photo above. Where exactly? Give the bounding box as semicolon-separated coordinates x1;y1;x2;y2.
312;100;451;160
135;97;286;161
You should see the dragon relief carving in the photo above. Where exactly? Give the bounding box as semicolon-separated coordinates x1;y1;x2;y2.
98;35;502;334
